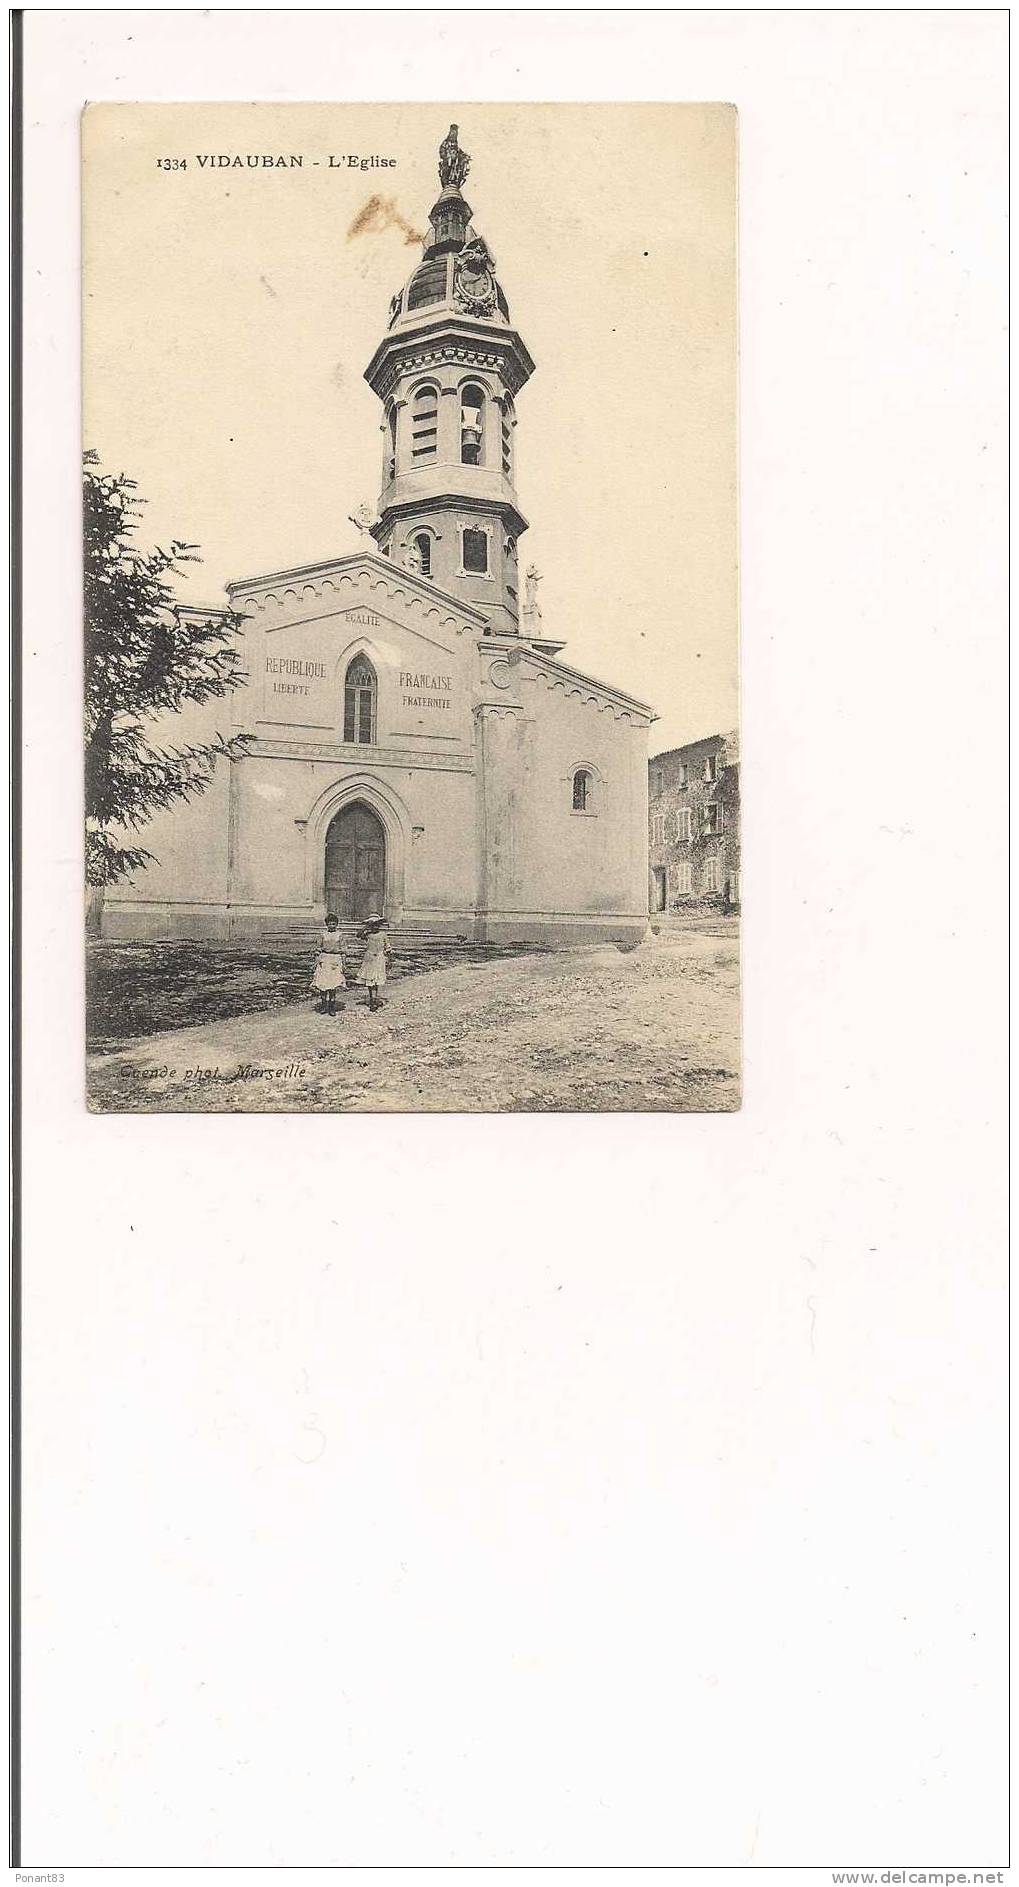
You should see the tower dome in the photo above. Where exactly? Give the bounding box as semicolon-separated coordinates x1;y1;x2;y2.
388;223;510;332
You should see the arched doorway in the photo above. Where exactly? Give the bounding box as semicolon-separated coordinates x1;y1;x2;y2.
324;802;386;922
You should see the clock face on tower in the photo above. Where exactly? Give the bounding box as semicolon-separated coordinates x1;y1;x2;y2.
453;239;498;318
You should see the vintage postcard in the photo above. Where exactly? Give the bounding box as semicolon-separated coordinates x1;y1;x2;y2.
83;102;739;1112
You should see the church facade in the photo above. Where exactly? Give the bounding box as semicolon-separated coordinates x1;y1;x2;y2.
101;127;657;946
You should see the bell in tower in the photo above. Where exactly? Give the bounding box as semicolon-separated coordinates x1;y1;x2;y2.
363;125;536;638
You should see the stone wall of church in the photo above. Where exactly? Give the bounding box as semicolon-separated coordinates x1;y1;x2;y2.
102;741;482;941
224;749;478;937
100;692;234;939
476;662;650;944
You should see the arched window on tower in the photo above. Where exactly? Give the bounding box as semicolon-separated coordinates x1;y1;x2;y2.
572;769;592;813
461;384;485;465
500;395;514;476
411;384;438;462
385;404;397;482
410;532;432;578
344;656;377;746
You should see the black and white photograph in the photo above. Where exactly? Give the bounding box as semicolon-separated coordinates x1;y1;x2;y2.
82;101;739;1113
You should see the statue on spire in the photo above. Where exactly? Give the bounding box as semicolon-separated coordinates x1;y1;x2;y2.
438;123;471;191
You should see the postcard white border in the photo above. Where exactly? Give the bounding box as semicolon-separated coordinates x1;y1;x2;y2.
17;8;1008;1870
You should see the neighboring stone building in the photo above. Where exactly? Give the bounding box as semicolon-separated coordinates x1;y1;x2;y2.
648;732;740;914
101;126;656;946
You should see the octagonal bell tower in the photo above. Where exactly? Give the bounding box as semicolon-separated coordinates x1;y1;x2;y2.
364;125;535;636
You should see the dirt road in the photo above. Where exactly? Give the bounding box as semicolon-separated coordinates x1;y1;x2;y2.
87;929;740;1115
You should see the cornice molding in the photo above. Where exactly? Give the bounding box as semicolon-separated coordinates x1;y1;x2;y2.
174;602;231;624
524;665;654;725
366;326;535;403
248;737;474;771
373;492;529;542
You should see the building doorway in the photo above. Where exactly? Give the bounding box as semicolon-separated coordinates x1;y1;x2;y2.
651;866;667;913
325;803;386;922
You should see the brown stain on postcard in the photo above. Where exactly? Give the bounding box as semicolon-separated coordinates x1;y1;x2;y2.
347;194;423;247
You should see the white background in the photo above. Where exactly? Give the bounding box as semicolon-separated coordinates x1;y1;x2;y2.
17;8;1008;1875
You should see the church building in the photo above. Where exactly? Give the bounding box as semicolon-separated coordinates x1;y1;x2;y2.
102;127;657;946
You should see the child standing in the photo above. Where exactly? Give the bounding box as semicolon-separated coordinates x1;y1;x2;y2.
357;915;389;1012
311;912;347;1016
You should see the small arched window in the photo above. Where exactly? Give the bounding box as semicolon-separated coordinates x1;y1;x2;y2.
344;657;376;746
572;769;592;813
411;384;438;462
385;404;397;482
461;384;485;465
410;532;431;577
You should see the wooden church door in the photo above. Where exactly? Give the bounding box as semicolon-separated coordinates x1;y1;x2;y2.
324;804;386;922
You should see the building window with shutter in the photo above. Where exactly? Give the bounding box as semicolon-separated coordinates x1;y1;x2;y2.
704;854;722;893
500;396;514;475
678;761;689;787
504;535;518;601
410;384;438;462
651;812;666;846
670;861;692;894
651;767;664;797
675;808;692;842
343;656;376;745
703;802;723;836
703;753;719;782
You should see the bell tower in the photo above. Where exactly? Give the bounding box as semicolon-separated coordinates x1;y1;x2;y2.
363;126;536;637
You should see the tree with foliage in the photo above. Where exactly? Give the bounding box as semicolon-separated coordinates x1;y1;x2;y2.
84;450;253;890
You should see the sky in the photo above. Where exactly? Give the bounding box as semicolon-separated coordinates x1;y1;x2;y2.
83;102;737;754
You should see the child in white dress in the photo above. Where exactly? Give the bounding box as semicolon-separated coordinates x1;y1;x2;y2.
311;913;347;1015
357;916;389;1012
